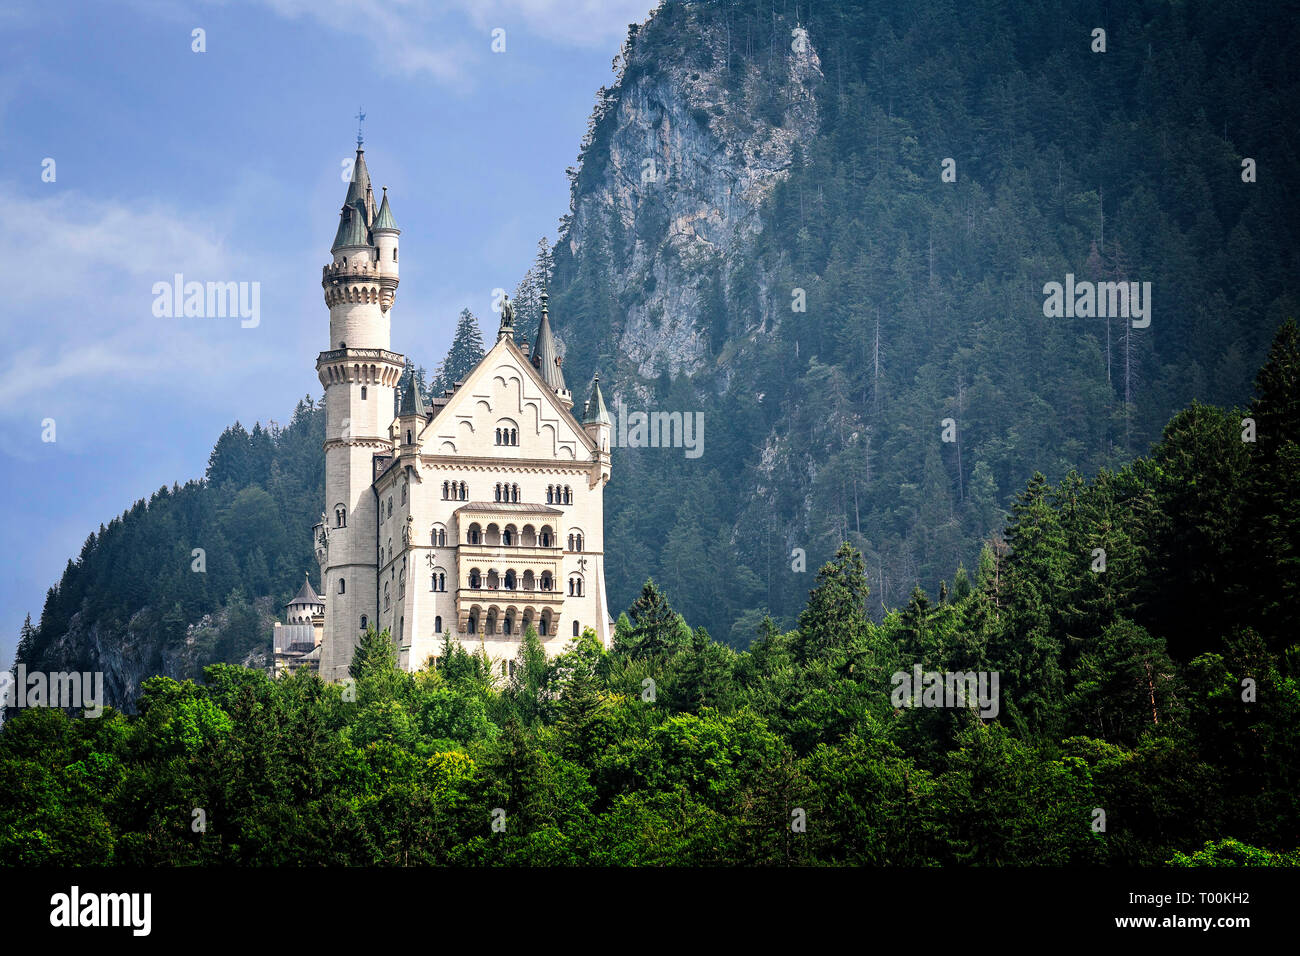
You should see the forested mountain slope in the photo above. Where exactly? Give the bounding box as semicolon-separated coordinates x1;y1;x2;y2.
543;0;1300;641
14;0;1300;704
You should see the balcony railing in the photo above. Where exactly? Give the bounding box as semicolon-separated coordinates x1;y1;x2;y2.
457;586;563;603
316;347;405;365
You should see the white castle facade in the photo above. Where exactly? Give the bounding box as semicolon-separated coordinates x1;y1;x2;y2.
304;144;614;682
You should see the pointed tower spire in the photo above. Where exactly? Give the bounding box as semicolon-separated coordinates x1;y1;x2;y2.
398;371;428;418
373;186;397;231
530;287;566;392
343;145;377;226
583;372;610;425
331;199;369;252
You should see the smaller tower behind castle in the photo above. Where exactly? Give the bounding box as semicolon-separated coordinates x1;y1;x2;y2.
272;574;325;676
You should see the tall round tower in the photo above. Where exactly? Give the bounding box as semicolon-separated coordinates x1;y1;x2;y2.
316;143;405;681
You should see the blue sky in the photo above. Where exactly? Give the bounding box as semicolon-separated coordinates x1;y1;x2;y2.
0;0;659;665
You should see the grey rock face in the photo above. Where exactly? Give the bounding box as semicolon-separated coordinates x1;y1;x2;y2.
565;13;821;380
22;597;277;712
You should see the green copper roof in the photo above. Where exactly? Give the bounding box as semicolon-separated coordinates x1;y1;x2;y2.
373;189;397;231
398;374;429;418
583;373;610;425
331;201;370;251
530;294;566;392
343;148;376;222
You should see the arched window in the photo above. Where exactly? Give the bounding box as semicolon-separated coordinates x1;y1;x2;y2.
504;616;513;636
361;386;367;400
406;430;412;445
565;486;572;504
576;533;583;550
511;483;520;502
459;482;467;500
567;534;574;551
505;570;516;589
546;485;554;504
541;572;553;591
503;528;513;546
398;569;405;598
338;578;346;595
572;620;580;637
511;428;518;445
335;505;346;528
384;582;390;609
401;482;407;504
539;619;548;636
495;428;502;445
360;615;367;631
468;525;480;545
468;613;478;634
495;483;502;502
387;497;393;517
435;615;442;633
469;569;481;589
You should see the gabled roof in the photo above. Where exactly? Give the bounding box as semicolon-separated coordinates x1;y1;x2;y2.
425;335;598;459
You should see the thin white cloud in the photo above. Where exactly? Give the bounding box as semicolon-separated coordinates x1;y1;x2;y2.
248;0;470;83
0;185;278;434
197;0;660;84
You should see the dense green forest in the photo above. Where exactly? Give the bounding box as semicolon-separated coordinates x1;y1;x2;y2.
2;324;1295;865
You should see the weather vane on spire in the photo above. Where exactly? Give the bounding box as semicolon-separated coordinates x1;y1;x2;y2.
356;107;366;148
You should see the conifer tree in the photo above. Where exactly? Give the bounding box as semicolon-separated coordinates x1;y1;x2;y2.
617;579;690;658
793;543;870;665
435;310;486;392
511;237;553;349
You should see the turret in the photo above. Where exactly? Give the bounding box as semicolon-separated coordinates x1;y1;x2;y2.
582;373;611;454
531;288;572;410
396;370;428;450
372;186;400;312
285;573;325;625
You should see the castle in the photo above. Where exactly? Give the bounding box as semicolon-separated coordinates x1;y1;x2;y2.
279;142;614;682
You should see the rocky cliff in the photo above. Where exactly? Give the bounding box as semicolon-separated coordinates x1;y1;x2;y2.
562;10;820;384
